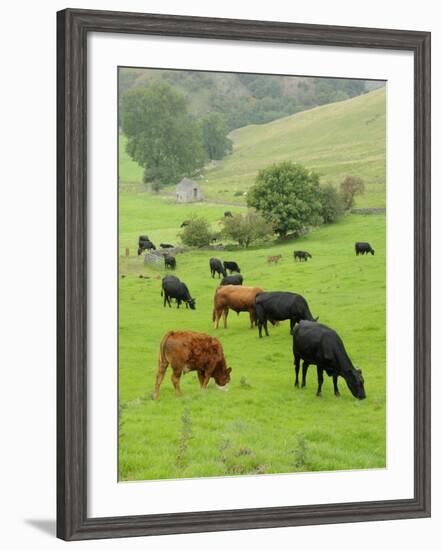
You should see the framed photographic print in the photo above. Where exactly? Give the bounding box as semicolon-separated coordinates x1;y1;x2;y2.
57;8;431;541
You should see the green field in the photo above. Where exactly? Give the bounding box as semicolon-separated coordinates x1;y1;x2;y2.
119;193;386;481
119;87;386;209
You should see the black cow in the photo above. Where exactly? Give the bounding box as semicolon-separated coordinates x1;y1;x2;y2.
223;261;241;274
180;220;190;227
160;243;174;249
294;250;312;262
224;211;233;217
210;258;227;278
355;242;375;255
161;275;195;310
220;274;243;286
164;256;176;270
293;320;366;399
255;291;316;338
138;236;156;255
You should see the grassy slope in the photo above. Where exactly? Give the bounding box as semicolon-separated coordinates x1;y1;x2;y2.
119;194;386;481
119;87;386;208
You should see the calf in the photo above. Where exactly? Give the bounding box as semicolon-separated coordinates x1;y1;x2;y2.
355;242;375;255
160;243;174;249
255;291;316;337
213;285;263;329
210;257;227;278
164;256;176;270
267;255;282;265
220;274;243;286
294;250;312;262
224;211;233;217
152;331;231;399
161;275;195;309
293;320;366;399
223;260;241;274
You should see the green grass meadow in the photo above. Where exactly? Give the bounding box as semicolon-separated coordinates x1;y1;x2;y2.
118;193;386;481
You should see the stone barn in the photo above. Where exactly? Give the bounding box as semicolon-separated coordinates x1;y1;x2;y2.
176;177;204;203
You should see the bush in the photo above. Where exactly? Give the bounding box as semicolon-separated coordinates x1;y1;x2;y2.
340;175;365;210
179;216;213;247
221;210;273;248
319;184;344;223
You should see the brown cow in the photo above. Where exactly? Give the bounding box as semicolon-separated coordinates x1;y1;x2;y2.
213;285;264;329
152;331;231;400
267;254;282;264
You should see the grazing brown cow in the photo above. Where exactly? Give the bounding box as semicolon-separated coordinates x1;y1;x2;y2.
267;254;282;265
213;285;264;329
151;331;231;400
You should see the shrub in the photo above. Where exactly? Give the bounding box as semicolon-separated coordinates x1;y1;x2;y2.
319;184;344;223
221;210;273;248
179;216;213;247
340;175;365;210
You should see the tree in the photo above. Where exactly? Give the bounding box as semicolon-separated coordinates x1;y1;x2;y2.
247;162;323;237
319;184;344;224
200;113;232;160
120;82;206;189
179;217;213;247
340;175;365;210
221;210;273;248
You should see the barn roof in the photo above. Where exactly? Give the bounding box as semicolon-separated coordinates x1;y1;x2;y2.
177;177;199;189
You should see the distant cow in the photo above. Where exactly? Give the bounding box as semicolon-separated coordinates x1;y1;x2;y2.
223;261;241;274
294;251;312;262
160;243;174;249
267;255;282;265
161;275;195;309
180;220;190;227
220;274;243;286
213;285;263;329
164;256;176;270
210;257;227;278
355;242;375;256
224;211;233;217
255;291;317;338
138;235;156;255
293;320;366;399
152;330;231;399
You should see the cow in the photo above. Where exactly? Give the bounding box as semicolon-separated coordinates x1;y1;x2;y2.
255;291;317;338
220;274;243;286
160;243;174;249
164;256;176;270
138;236;156;255
355;242;375;256
152;330;231;399
213;285;263;329
161;275;196;309
180;220;190;227
210;257;227;278
224;211;233;217
292;321;366;400
294;251;312;262
223;260;241;274
267;255;282;265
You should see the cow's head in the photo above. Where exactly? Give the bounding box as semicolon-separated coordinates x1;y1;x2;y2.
345;368;366;400
371;249;375;255
214;363;232;389
187;298;196;310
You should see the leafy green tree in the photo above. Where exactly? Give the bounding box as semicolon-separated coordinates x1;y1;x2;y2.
120;82;206;189
201;113;232;160
319;184;344;223
221;210;273;248
247;162;322;237
340;175;365;210
179;217;213;247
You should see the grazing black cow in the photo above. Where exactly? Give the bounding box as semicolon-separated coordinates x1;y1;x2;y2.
180;220;190;227
161;275;195;310
220;274;243;286
294;250;312;262
164;256;176;270
210;258;227;278
160;243;174;249
223;261;241;274
255;291;316;338
355;242;375;256
224;211;233;217
138;235;156;255
293;321;366;399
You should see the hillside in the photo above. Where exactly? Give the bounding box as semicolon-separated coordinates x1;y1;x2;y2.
119;87;386;209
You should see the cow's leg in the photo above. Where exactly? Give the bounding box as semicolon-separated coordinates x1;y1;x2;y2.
214;308;221;329
316;367;324;397
294;353;300;388
249;310;255;329
264;319;269;337
197;370;206;388
290;318;295;334
201;372;211;390
301;361;309;388
171;367;183;396
333;375;340;396
223;307;229;329
152;355;169;400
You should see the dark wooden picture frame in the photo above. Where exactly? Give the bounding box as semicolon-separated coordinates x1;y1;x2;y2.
57;8;431;541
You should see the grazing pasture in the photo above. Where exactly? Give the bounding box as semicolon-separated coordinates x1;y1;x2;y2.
118;192;386;481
